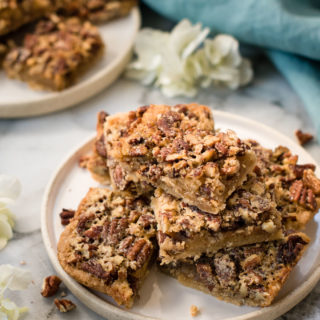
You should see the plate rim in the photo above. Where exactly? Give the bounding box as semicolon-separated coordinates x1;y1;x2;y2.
0;7;140;119
41;110;320;320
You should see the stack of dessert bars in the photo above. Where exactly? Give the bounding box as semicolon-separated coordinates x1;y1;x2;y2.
60;103;320;307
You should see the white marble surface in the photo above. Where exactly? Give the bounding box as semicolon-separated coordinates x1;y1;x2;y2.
1;10;320;320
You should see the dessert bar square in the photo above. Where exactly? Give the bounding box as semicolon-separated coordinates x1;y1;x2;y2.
152;171;282;264
61;0;137;23
105;104;256;214
160;232;309;307
3;14;104;91
248;141;320;230
57;188;156;308
0;0;73;36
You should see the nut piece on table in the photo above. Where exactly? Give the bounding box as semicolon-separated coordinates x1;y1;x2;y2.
54;298;76;312
41;275;62;297
295;129;314;146
60;209;75;225
190;305;200;317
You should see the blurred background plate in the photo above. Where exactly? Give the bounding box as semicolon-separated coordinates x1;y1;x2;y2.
0;7;140;118
41;110;320;320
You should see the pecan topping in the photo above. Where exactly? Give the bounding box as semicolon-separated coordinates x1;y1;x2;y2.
303;169;320;195
289;180;317;210
60;209;75;225
41;275;61;297
196;263;215;291
112;165;126;189
84;226;103;239
277;235;307;265
213;254;237;286
81;260;112;281
119;236;134;254
103;218;128;245
95;135;107;157
295;129;313;146
54;299;76;312
293;164;316;178
77;214;94;233
127;239;151;267
157;111;182;136
98;111;109;126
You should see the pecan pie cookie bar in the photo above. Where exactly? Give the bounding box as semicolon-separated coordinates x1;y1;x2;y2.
105;104;256;214
61;0;137;23
0;0;74;36
3;14;104;91
57;188;156;308
249;141;320;230
153;174;282;264
160;232;309;307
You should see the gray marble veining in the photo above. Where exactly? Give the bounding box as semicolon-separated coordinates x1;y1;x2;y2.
1;8;320;320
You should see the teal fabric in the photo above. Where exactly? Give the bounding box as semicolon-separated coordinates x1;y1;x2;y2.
143;0;320;139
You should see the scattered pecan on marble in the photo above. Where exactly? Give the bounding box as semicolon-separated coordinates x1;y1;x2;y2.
54;298;76;312
41;275;62;297
295;130;313;146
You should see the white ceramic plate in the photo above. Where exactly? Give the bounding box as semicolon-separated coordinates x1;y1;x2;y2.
41;110;320;320
0;8;140;118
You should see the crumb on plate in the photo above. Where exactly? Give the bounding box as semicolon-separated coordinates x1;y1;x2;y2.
190;305;199;317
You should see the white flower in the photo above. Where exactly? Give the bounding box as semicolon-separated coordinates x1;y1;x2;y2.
0;175;21;250
126;20;253;97
0;265;32;320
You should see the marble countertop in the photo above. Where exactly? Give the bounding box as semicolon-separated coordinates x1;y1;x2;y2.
1;6;320;320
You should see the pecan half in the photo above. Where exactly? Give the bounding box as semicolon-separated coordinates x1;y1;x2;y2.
103;218;128;244
81;260;112;281
54;299;76;312
295;129;313;146
127;239;151;268
289;180;317;210
41;275;61;297
277;235;307;265
303;169;320;195
60;209;75;225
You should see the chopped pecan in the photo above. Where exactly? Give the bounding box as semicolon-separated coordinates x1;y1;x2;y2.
95;135;107;157
196;263;215;291
213;254;237;286
293;164;316;178
137;105;149;116
103;218;128;244
127;239;151;267
81;260;112;281
112;165;126;189
84;226;103;239
54;299;76;312
41;275;61;297
129;145;148;156
242;254;261;270
60;209;75;225
97;111;109;127
303;169;320;195
137;214;155;229
221;157;240;176
119;236;134;254
157;111;181;136
295;129;313;146
277;235;307;265
77;214;94;233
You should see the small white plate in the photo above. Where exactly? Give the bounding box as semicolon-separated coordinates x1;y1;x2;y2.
41;110;320;320
0;8;140;118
